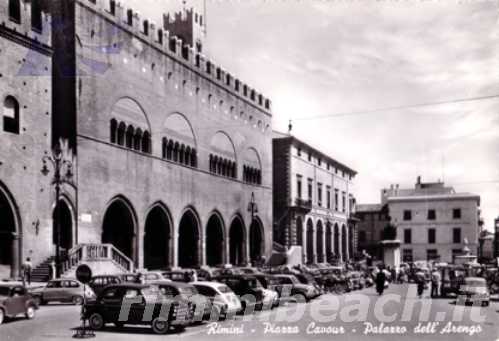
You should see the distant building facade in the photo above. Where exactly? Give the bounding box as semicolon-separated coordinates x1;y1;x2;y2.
385;177;481;263
273;133;357;264
495;217;499;259
355;204;389;259
0;0;273;279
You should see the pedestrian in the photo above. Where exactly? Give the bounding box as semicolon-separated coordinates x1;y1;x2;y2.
415;270;426;298
390;267;397;284
22;257;33;286
375;265;386;295
191;270;198;282
431;269;441;298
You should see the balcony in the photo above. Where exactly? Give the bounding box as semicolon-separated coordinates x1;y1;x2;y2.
292;198;312;213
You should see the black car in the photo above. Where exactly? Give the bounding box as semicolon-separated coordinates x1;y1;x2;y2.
213;274;265;312
88;275;122;296
83;284;192;334
273;275;320;302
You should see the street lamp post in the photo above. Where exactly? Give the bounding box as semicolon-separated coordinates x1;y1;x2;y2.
247;192;258;266
41;141;75;278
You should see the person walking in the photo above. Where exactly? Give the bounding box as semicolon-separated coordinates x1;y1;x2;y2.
431;269;441;298
22;257;33;286
375;265;387;295
415;270;426;298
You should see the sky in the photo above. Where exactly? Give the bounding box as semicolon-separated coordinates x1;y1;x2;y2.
125;0;499;230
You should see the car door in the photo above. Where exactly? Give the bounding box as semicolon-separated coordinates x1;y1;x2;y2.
44;281;62;302
5;286;25;316
125;289;147;324
100;287;124;322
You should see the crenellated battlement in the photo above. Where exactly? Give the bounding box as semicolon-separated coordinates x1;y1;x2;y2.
78;0;272;114
0;0;52;49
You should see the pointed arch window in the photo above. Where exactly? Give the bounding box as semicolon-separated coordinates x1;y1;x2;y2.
141;130;151;154
117;122;126;146
110;119;117;143
3;96;20;134
133;128;142;150
125;125;135;148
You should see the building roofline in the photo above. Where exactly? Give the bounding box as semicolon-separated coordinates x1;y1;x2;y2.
273;133;357;175
387;193;480;204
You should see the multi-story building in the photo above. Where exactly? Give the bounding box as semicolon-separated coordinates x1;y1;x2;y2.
0;0;52;279
494;217;499;258
355;204;389;259
385;177;481;263
1;0;273;279
273;132;357;264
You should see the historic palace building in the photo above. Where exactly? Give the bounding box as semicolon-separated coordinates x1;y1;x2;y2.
384;177;481;263
0;0;273;279
273;132;357;264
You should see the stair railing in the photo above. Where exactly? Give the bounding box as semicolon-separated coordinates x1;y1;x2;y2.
61;244;134;274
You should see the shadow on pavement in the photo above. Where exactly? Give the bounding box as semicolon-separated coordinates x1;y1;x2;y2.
71;325;187;336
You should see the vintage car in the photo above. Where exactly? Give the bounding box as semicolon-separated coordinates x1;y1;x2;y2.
192;281;242;318
83;283;192;334
347;271;366;290
440;266;466;297
31;279;95;305
213;274;265;312
151;280;212;322
272;274;320;302
457;277;490;307
0;284;38;324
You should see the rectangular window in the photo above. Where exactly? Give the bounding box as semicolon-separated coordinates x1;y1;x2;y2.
296;176;302;199
403;210;412;221
318;158;322;166
317;183;322;206
403;249;413;262
327;163;330;171
297;148;301;157
307;179;313;201
426;249;438;261
326;187;331;209
341;192;346;212
453;208;461;219
9;0;21;23
428;228;436;244
334;190;339;211
427;209;436;220
452;228;461;243
31;0;43;32
404;229;412;244
308;152;312;162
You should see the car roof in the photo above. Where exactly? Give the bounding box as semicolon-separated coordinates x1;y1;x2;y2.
152;280;192;288
104;283;150;289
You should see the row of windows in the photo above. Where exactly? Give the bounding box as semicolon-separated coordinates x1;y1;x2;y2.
110;119;151;153
403;208;461;221
403;227;461;244
243;166;262;185
296;176;348;212
402;249;464;262
161;138;197;167
209;154;237;179
3;96;20;135
296;147;353;181
9;0;43;32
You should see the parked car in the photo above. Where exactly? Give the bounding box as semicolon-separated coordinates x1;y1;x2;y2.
88;275;122;296
152;280;212;322
253;274;282;307
141;272;170;283
31;279;95;305
192;281;242;317
440;266;466;297
213;274;265;311
117;273;139;284
0;284;38;324
273;274;320;302
83;283;192;334
162;269;210;283
347;271;366;290
457;277;490;307
294;273;323;295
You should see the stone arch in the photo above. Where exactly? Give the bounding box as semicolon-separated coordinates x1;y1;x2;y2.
110;97;151;134
178;206;202;268
334;223;340;260
296;216;303;247
52;195;76;253
326;221;333;263
0;181;21;278
210;131;237;177
341;224;347;261
306;218;314;264
249;216;265;265
144;203;173;270
162;112;197;148
102;196;138;263
205;211;226;266
316;220;324;263
229;214;246;266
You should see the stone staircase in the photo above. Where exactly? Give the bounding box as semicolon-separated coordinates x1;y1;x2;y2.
31;256;55;282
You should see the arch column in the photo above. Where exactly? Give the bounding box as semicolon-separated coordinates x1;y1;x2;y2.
225;235;231;266
11;232;20;279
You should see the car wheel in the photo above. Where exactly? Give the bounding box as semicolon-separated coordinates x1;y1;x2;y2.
88;313;105;330
25;305;36;320
0;308;4;325
151;317;170;335
72;296;84;305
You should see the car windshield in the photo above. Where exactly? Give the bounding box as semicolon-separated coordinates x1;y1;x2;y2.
217;284;232;294
0;287;10;296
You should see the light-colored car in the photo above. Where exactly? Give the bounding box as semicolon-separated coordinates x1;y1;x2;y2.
457;277;490;307
141;271;171;283
31;279;95;305
192;281;242;317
